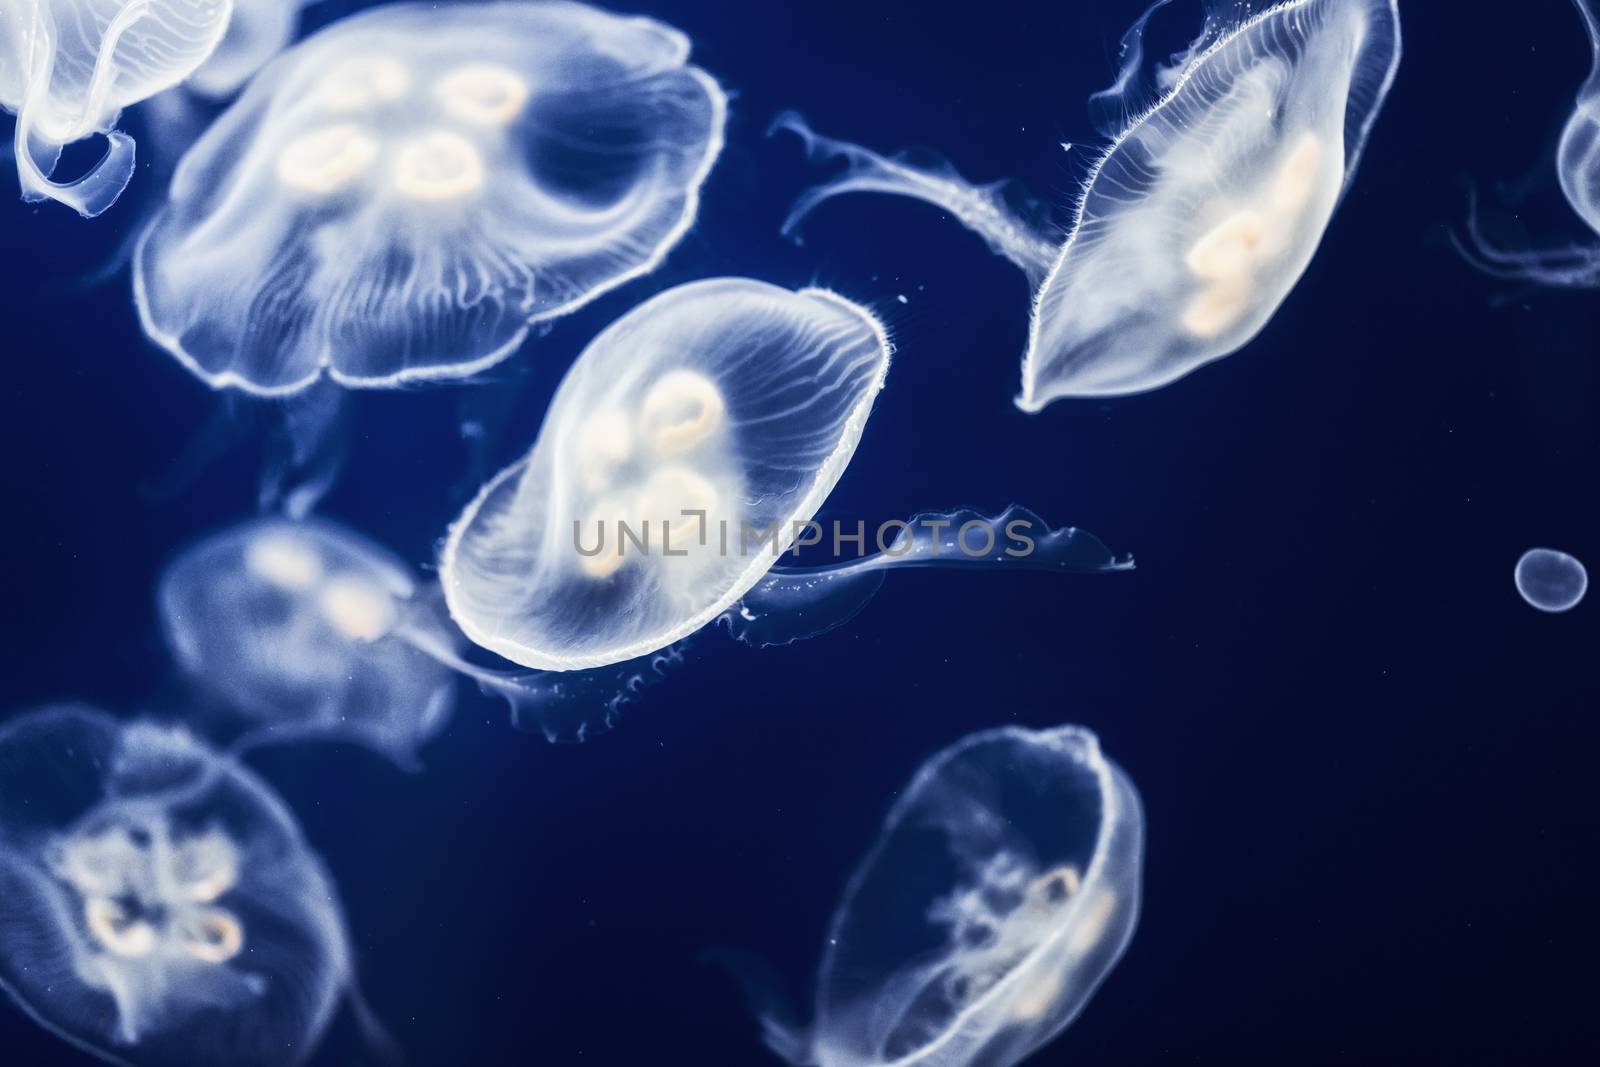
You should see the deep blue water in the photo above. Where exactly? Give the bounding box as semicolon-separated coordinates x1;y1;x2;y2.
3;0;1599;1063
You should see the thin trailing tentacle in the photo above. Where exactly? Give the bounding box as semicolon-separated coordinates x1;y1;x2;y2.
770;111;1060;284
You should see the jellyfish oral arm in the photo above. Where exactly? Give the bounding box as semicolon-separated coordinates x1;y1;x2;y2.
772;112;1061;284
724;505;1132;648
9;0;158;216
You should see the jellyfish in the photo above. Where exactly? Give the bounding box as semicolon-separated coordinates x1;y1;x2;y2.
745;724;1143;1067
1514;547;1588;613
0;0;233;216
440;277;1134;675
1458;0;1600;286
157;516;457;766
132;0;728;395
775;0;1402;406
185;0;304;99
0;705;351;1066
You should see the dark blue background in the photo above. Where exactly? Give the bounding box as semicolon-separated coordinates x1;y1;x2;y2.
3;0;1598;1063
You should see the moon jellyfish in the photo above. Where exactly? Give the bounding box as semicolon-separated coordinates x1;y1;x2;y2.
1458;0;1600;286
442;278;1136;675
185;0;303;99
0;0;232;216
441;277;893;671
158;517;456;765
750;725;1143;1067
1514;547;1588;613
131;0;727;395
776;0;1401;405
0;705;350;1066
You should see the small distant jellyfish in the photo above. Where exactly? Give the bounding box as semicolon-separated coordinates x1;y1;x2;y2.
0;705;350;1066
1514;547;1588;613
132;0;728;394
750;725;1143;1067
0;0;233;215
775;0;1402;405
1458;0;1600;286
158;517;456;765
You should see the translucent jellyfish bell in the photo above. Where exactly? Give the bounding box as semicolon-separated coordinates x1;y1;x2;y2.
0;705;350;1066
776;0;1401;405
1458;0;1600;286
185;0;305;99
752;725;1143;1067
158;517;456;764
441;277;894;671
1514;547;1589;613
0;0;232;215
132;0;727;395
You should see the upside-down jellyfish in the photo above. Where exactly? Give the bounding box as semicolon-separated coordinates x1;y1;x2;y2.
751;724;1143;1067
0;705;350;1066
1514;547;1588;613
157;517;456;765
0;0;232;215
776;0;1401;406
1458;0;1600;286
132;0;727;394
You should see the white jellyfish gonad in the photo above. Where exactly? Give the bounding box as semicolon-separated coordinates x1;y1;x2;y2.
132;0;727;395
774;0;1401;406
1458;0;1600;286
0;705;351;1066
439;276;1134;676
0;0;232;216
746;724;1144;1067
158;516;457;767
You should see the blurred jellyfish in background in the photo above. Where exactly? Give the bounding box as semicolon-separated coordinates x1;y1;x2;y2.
156;510;687;745
1514;547;1588;613
158;517;456;767
776;0;1401;406
0;0;233;215
1458;0;1600;286
0;705;351;1066
440;277;1133;678
745;724;1143;1067
133;0;728;395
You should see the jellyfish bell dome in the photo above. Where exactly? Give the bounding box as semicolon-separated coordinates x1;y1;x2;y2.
0;705;350;1066
441;277;892;671
0;0;233;215
777;0;1401;406
158;516;455;763
132;0;728;395
766;724;1143;1067
184;0;304;100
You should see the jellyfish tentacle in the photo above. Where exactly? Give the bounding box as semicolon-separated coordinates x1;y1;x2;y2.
724;505;1131;648
771;112;1060;283
12;0;156;216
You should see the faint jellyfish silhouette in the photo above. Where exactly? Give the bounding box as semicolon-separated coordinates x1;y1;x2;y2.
749;724;1143;1067
441;277;1136;679
1458;0;1600;285
158;516;456;766
0;0;233;215
0;705;350;1066
1514;547;1588;613
775;0;1401;406
132;0;727;395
